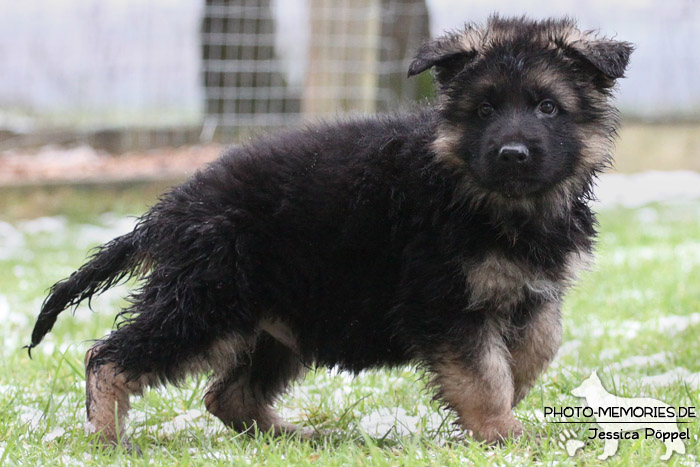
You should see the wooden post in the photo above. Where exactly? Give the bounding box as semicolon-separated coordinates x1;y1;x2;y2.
303;0;381;116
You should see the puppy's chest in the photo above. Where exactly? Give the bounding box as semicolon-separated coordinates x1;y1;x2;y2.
463;250;591;310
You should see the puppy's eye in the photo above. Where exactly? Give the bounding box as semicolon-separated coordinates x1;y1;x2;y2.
478;102;494;119
538;100;557;115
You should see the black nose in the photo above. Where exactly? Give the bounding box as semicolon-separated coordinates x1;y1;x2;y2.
498;143;530;164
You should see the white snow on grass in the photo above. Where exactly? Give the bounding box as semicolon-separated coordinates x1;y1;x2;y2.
156;409;205;436
43;426;66;442
639;368;700;390
18;216;68;235
0;221;26;260
359;407;417;437
656;313;700;334
611;288;659;303
551;339;582;368
18;405;44;429
9;212;136;248
130;409;223;439
0;295;28;326
557;339;582;357
608;242;700;269
609;352;670;370
595;171;700;210
583;313;700;340
358;404;449;439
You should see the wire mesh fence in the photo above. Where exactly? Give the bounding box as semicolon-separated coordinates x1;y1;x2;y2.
0;0;699;148
201;0;430;137
0;0;431;143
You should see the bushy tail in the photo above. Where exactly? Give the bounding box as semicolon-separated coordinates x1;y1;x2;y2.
27;230;145;356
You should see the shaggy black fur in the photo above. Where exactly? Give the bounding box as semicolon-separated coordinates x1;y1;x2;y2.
28;15;632;444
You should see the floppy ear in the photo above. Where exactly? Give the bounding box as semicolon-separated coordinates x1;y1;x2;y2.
408;35;478;85
567;38;634;87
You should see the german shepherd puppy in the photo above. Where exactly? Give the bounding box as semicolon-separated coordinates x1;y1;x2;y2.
28;16;632;445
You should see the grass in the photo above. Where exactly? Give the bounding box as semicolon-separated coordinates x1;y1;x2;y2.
0;185;698;466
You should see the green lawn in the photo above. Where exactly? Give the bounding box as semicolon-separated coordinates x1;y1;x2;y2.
0;184;698;466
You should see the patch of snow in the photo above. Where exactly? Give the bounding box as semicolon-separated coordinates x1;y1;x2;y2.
59;453;92;464
613;288;658;303
531;409;546;421
655;313;700;334
43;426;66;442
153;409;221;437
0;221;25;260
415;404;449;435
188;448;227;461
12;264;27;278
278;406;305;422
359;407;419;437
0;296;29;327
158;410;200;435
599;348;621;360
579;313;699;341
640;368;700;390
551;339;582;367
84;421;96;434
37;341;56;355
609;320;644;340
358;405;447;439
18;216;68;235
558;339;582;357
18;405;43;429
609;352;669;370
609;242;700;269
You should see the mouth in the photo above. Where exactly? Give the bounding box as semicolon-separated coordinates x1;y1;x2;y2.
482;176;548;197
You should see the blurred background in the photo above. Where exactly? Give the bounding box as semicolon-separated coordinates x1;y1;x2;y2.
0;0;698;184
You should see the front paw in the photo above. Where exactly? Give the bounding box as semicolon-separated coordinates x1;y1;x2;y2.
466;416;523;444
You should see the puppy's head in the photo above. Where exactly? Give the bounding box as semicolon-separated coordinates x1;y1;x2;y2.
410;16;633;207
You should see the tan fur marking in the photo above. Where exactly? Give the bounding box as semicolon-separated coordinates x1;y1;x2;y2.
84;348;146;444
465;253;560;310
203;335;254;374
204;327;309;438
528;66;581;111
457;26;484;53
509;301;562;406
204;348;310;439
260;319;300;354
84;335;253;444
454;18;600;60
579;127;613;169
431;125;464;168
432;324;522;443
204;375;311;438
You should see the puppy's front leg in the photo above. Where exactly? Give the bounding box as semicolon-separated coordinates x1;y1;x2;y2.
431;324;522;443
509;301;562;407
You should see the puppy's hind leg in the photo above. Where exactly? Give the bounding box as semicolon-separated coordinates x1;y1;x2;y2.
84;344;143;446
83;269;253;446
204;332;310;437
